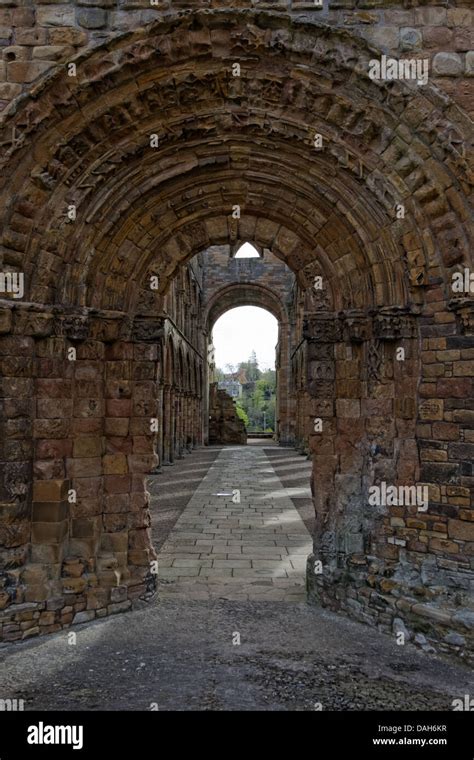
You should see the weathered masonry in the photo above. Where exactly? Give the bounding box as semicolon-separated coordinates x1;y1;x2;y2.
0;2;472;661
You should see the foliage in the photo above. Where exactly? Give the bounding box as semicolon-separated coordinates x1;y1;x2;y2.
216;352;276;432
235;402;249;428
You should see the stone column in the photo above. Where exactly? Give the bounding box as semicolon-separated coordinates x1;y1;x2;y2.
0;307;35;632
162;384;172;465
277;318;293;445
170;389;176;464
157;383;164;468
306;309;420;624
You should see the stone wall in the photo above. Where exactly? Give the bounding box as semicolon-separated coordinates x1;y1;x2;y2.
0;2;472;116
202;246;296;444
208;382;247;445
0;309;160;639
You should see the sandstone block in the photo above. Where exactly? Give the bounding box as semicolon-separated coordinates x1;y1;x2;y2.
3;45;29;61
336;399;360;418
104;475;131;494
467;51;474;76
448;519;474;542
31;521;68;545
103;453;128;475
73;437;103;458
48;28;88;46
76;7;107;29
32;502;68;523
72;610;95;625
33;479;68;503
7;60;53;83
399;27;422;52
432;52;463;77
66;457;102;478
33;45;74;61
15;28;48;46
36;6;76;27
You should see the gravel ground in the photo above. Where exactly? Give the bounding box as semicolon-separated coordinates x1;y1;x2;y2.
0;599;471;711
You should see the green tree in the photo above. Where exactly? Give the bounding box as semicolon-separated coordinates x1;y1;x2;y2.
238;358;276;432
235;401;249;428
239;350;261;382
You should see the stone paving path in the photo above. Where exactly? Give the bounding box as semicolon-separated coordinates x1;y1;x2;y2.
156;446;313;601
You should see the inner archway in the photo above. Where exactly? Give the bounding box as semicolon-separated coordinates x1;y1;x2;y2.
211;306;279;441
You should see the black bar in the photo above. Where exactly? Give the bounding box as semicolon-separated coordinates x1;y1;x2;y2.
0;711;472;757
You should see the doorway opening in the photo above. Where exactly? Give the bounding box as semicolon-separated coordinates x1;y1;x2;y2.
210;306;279;444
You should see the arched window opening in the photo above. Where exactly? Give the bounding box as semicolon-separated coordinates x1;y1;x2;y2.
234;242;260;259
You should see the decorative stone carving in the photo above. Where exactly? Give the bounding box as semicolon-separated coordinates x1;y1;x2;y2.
308;380;335;399
307;341;333;361
367;340;383;384
450;299;474;336
343;313;372;343
308;360;335;382
57;314;90;341
132;317;165;342
13;309;54;338
372;310;417;341
303;316;342;343
89;316;122;343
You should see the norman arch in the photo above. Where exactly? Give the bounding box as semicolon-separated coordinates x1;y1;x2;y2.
0;8;472;657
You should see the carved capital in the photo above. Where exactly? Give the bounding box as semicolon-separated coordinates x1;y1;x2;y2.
13;307;54;338
89;314;123;343
343;312;372;343
372;309;417;341
303;314;342;343
132;316;165;342
56;314;90;341
449;298;474;335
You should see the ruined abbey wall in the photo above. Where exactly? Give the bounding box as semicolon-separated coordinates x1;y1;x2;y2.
0;2;472;660
0;1;472;115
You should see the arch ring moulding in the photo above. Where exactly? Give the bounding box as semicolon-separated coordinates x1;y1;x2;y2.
0;9;470;318
205;283;287;330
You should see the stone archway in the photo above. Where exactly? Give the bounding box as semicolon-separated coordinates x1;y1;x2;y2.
0;9;472;655
204;281;292;445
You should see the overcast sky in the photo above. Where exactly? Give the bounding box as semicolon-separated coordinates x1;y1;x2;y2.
212;306;278;371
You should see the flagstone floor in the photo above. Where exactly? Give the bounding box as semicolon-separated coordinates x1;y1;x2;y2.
155;446;313;601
